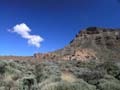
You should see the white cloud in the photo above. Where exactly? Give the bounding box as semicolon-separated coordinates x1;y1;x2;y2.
9;23;44;48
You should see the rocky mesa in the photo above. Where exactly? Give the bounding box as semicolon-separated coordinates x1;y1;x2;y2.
34;27;120;62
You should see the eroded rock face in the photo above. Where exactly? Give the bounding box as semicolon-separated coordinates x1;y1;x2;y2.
73;49;97;61
34;27;120;61
70;27;120;49
60;48;97;61
34;53;59;61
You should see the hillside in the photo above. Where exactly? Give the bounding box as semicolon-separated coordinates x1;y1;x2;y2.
34;27;120;62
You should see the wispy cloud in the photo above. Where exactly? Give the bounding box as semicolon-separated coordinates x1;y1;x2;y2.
9;23;44;48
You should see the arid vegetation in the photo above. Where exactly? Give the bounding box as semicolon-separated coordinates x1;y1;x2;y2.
0;59;120;90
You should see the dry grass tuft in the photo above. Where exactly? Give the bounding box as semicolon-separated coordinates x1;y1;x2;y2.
61;71;78;82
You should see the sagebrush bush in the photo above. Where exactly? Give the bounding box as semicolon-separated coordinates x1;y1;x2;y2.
40;80;96;90
35;61;61;83
97;61;120;80
98;79;120;90
0;61;7;74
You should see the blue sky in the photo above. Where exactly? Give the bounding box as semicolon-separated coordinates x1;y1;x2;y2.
0;0;120;56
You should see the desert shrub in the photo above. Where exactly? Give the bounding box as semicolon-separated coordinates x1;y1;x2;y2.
102;74;119;81
58;60;105;85
73;60;98;70
98;81;120;90
0;80;5;88
4;80;14;90
38;78;61;90
8;60;25;71
98;76;120;90
105;62;120;77
0;60;35;90
70;67;90;77
97;61;120;80
70;65;104;82
40;80;96;90
35;61;61;83
60;60;97;73
87;79;99;86
116;62;120;68
115;63;120;80
0;61;7;74
60;60;77;68
5;65;21;75
79;70;104;82
11;73;22;81
0;87;5;90
19;75;38;90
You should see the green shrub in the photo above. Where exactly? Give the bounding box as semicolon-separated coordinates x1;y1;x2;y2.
40;80;96;90
35;61;61;83
97;61;120;80
98;78;120;90
0;61;7;74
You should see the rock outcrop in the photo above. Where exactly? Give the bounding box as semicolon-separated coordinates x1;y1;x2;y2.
34;27;120;61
